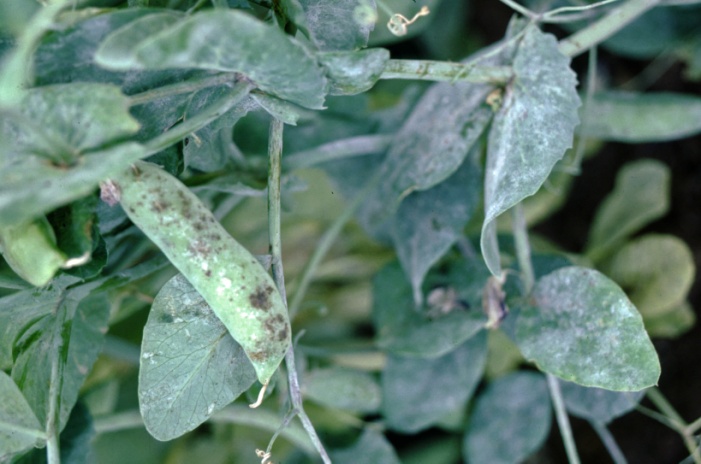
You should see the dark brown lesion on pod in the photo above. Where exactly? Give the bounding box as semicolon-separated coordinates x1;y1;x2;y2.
249;284;274;311
248;350;267;362
264;314;288;342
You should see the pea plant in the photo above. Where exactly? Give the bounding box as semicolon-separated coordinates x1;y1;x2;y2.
1;0;701;463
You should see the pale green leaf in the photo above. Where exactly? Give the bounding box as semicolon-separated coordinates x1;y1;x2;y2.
95;10;328;108
0;142;147;226
604;234;694;317
372;261;487;358
517;266;660;391
581;92;701;142
381;332;487;433
330;429;400;464
392;150;482;305
303;367;380;413
299;0;377;51
559;379;644;424
251;93;300;126
481;25;580;275
586;160;670;262
644;301;696;338
319;48;389;95
464;372;551;464
0;371;43;460
139;274;257;441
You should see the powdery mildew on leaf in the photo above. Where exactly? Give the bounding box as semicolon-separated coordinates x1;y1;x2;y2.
516;266;660;391
481;25;581;275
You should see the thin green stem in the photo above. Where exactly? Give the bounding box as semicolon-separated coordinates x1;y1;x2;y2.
547;374;581;464
511;204;535;294
288;169;383;320
283;134;391;171
144;80;253;155
558;0;661;57
128;73;237;107
499;0;538;19
590;420;627;464
646;387;686;426
266;118;331;464
380;60;513;84
93;410;144;434
689;416;701;434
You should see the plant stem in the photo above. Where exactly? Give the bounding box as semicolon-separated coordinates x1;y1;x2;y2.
288;169;383;320
46;294;72;464
558;0;661;57
144;80;253;155
547;374;581;464
646;387;701;463
590;420;628;464
283;134;391;171
511;204;535;294
380;60;513;84
266;117;331;464
128;73;237;106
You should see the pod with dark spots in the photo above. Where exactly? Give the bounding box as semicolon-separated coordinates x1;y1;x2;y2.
104;161;291;384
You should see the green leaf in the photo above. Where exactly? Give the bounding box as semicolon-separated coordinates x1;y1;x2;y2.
6;282;110;432
372;261;487;358
481;25;581;275
303;367;380;413
586;160;670;262
299;0;376;51
251;93;300;126
580;92;701;142
516;266;661;391
381;332;487;433
319;48;389;96
330;429;400;464
463;372;551;464
182;87;256;171
604;234;695;338
364;79;493;228
0;371;43;460
392;150;482;305
139;273;257;441
559;380;644;424
0;141;146;227
95;10;328;108
643;301;696;338
5;83;140;164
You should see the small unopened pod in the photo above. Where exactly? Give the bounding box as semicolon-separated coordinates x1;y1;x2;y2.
103;161;290;385
0;217;66;287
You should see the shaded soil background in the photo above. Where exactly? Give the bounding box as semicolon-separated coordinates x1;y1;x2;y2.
388;1;701;462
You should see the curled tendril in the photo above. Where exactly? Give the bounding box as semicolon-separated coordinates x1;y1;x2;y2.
256;449;274;464
387;5;430;37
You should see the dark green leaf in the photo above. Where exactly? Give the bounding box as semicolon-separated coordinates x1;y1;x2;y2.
581;92;701;142
364;79;493;228
0;371;43;460
382;332;487;433
392;148;482;304
299;0;377;51
303;367;380;413
586;160;669;262
8;282;109;432
139;274;257;441
0;142;146;226
372;261;487;358
559;380;644;424
319;48;389;95
95;10;328;108
464;372;551;464
330;429;400;464
517;266;661;391
481;25;580;275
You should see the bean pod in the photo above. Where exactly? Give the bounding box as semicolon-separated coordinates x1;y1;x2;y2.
104;161;290;384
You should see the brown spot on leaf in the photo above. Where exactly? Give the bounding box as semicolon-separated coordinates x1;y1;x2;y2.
248;350;267;362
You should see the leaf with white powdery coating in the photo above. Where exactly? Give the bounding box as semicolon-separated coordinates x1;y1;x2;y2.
0;371;43;460
95;10;328;108
559;379;644;424
319;48;389;95
516;266;660;391
139;274;257;441
299;0;377;51
481;25;581;276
